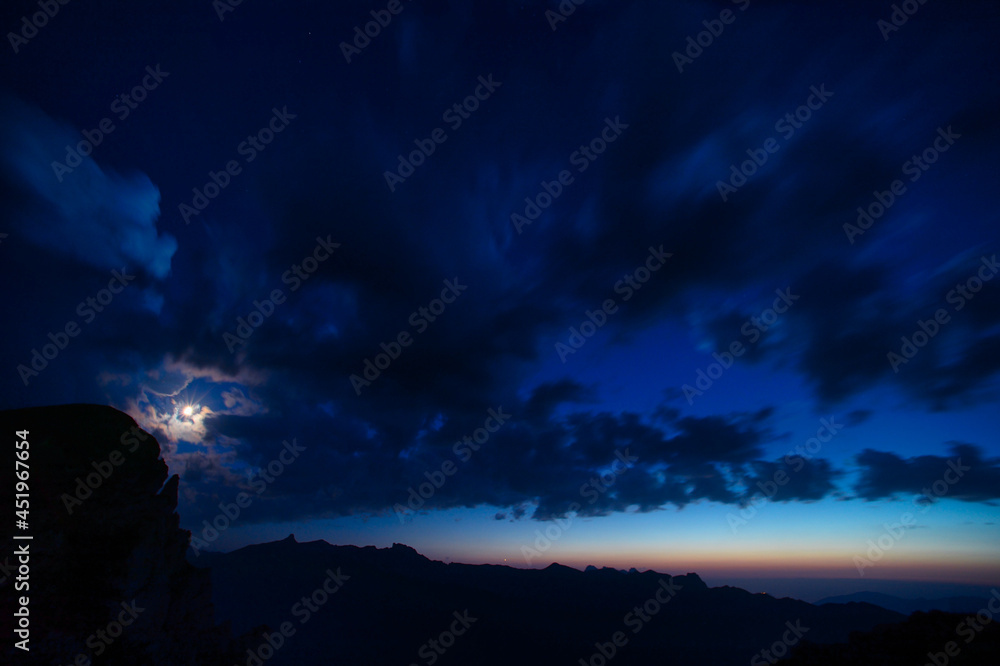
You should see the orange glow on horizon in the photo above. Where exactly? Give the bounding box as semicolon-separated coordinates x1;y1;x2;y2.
437;546;1000;586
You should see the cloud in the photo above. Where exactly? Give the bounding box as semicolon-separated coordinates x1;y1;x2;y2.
176;389;785;523
0;94;176;279
740;458;841;503
522;379;595;423
853;443;1000;503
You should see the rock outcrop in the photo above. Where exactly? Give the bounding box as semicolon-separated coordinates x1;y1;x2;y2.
0;404;247;665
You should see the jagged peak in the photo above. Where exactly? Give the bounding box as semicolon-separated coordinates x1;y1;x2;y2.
675;572;708;590
543;562;578;573
386;543;428;563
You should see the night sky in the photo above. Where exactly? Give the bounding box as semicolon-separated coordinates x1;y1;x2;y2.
2;0;998;599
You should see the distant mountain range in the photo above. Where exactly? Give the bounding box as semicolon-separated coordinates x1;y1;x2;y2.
816;591;991;615
194;534;910;665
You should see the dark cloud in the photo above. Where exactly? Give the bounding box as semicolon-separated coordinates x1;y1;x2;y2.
522;379;595;424
662;412;772;465
787;258;1000;410
854;444;1000;504
176;398;781;524
741;458;841;504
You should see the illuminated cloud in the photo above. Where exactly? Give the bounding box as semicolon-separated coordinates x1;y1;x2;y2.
0;95;176;279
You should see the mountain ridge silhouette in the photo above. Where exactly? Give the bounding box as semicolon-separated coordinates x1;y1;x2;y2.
193;534;910;665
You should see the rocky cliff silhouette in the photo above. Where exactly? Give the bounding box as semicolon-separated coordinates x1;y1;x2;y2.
0;405;253;665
